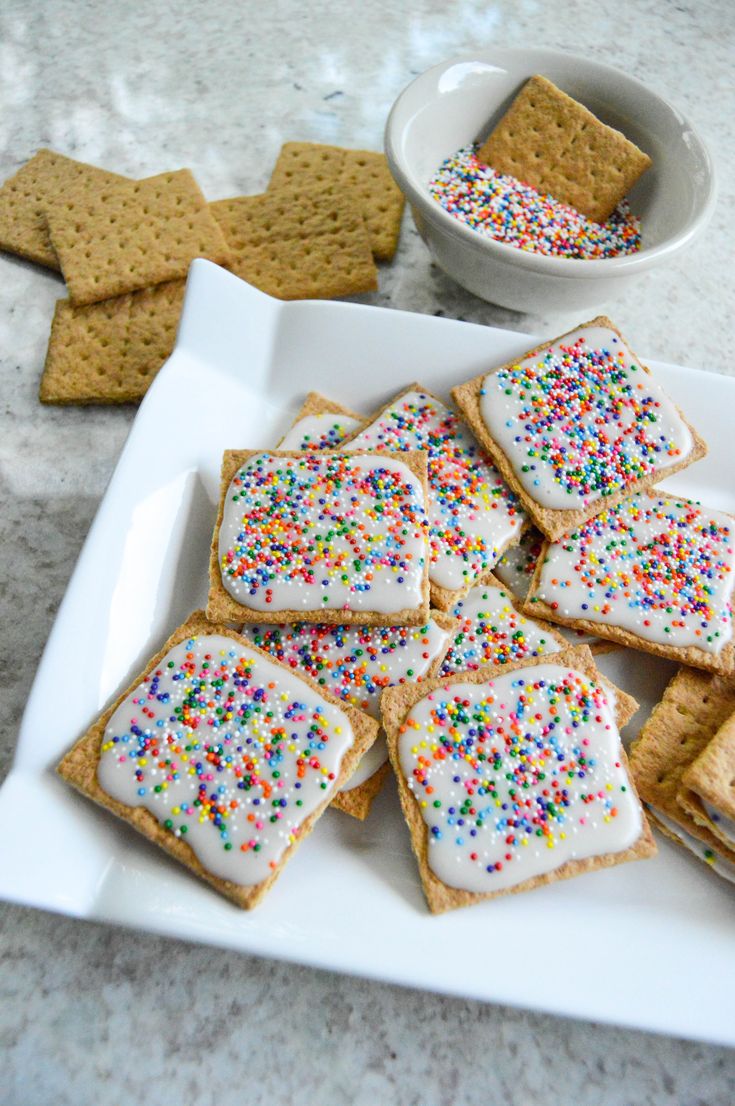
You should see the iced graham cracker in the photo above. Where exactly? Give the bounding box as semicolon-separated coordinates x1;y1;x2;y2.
451;316;707;543
0;149;131;270
679;711;735;854
628;666;735;869
524;489;735;676
56;610;379;909
268;141;405;261
276;393;362;450
44;169;231;305
381;644;653;914
40;280;185;405
208;449;431;627
244;609;456;822
210;187;377;300
338;382;526;613
477;75;651;223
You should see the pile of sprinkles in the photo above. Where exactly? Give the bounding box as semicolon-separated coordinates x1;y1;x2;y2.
440;583;560;675
480;329;690;505
536;493;735;653
243;620;448;718
398;666;637;891
429;145;641;259
218;453;428;610
347;390;524;590
97;634;353;884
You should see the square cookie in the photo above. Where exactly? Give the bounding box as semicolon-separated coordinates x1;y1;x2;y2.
679;710;735;856
381;643;654;913
208;449;431;626
525;489;735;675
339;383;526;611
628;666;735;883
0;148;130;270
56;610;379;909
268;141;404;260
452;316;707;541
211;187;378;300
40;280;185;404
242;610;456;821
276;392;362;451
477;75;651;222
45;169;232;305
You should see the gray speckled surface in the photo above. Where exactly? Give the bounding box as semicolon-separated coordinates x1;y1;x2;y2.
1;1;734;1103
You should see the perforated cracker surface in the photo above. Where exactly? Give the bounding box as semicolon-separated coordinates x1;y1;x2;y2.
211;187;377;300
268;142;404;260
40;280;185;404
44;169;232;304
0;149;130;270
477;76;651;223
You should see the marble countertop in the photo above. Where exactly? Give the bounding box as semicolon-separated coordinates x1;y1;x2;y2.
1;1;734;1103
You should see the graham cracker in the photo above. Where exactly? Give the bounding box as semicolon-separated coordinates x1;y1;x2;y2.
629;666;735;866
477;75;651;222
679;711;735;852
276;392;362;448
338;381;526;613
56;610;379;909
44;169;232;305
523;491;735;676
331;761;392;820
0;149;130;270
268;141;404;260
451;316;708;543
211;187;377;300
330;609;457;821
381;644;654;914
40;280;185;405
207;449;431;627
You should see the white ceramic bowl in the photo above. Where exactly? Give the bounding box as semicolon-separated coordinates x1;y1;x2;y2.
385;48;716;313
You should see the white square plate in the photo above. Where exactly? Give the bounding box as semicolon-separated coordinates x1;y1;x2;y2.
2;260;734;1044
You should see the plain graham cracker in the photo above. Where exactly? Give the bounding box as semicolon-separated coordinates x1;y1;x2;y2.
451;315;708;543
679;709;735;854
210;187;377;300
207;449;431;627
40;280;185;404
0;149;130;270
523;488;735;676
380;643;655;914
628;666;735;866
338;381;525;613
477;75;651;223
44;168;232;305
56;610;379;910
330;608;457;820
268;141;405;261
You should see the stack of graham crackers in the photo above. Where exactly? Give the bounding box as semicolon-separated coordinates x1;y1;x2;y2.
0;144;404;404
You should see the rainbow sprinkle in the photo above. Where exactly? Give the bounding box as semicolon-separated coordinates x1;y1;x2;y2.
429;145;641;259
440;584;560;675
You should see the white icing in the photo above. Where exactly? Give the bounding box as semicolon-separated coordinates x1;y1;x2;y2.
241;619;450;792
97;633;355;885
650;807;735;887
279;412;360;451
479;325;693;510
701;798;735;850
493;527;543;601
344;389;525;591
440;581;562;675
535;493;735;654
218;452;428;615
398;664;642;893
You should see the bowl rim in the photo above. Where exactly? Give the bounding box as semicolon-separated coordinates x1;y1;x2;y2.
384;46;717;279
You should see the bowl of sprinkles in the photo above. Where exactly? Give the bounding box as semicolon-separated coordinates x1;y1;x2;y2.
385;48;716;313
